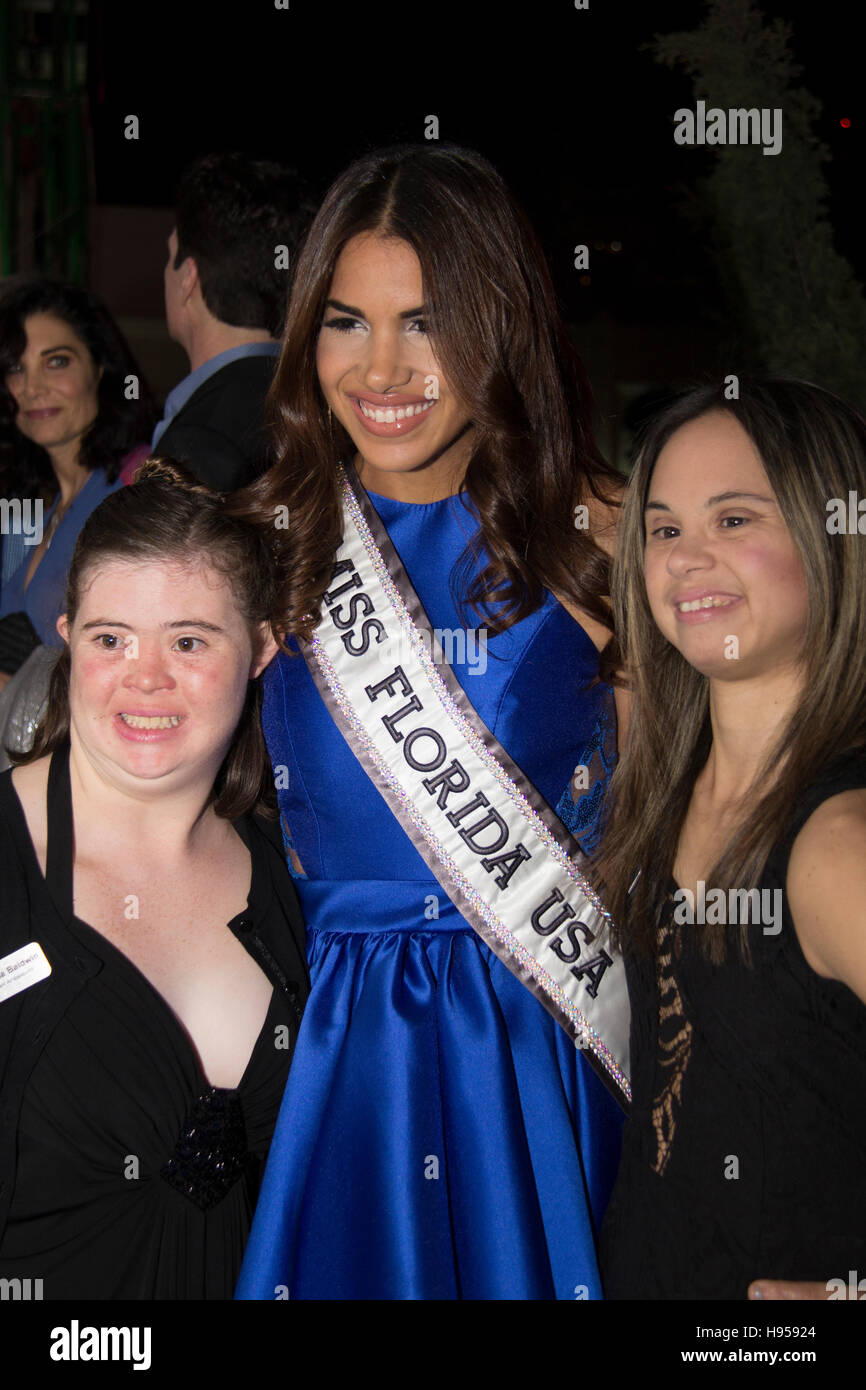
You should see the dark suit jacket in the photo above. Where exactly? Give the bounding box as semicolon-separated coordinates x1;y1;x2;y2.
155;354;278;492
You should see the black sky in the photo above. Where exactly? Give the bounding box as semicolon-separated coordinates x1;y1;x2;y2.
85;0;862;335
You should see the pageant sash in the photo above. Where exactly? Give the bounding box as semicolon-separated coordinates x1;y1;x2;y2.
299;465;631;1107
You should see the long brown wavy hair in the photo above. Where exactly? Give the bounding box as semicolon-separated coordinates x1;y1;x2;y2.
12;459;279;820
592;378;866;963
228;143;622;642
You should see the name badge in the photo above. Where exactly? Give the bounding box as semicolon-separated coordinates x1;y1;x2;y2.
0;942;52;1002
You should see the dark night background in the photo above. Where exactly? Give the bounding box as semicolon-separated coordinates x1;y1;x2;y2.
4;0;862;463
1;6;864;1348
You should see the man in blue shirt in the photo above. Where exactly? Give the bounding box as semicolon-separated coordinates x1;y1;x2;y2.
154;153;309;491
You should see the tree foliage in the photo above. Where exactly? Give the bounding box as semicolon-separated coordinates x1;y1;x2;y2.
650;0;866;405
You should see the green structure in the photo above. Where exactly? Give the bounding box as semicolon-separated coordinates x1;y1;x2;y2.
651;0;866;406
0;0;91;281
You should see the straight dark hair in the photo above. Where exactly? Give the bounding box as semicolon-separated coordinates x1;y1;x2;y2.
12;459;279;820
174;153;312;336
592;377;866;963
228;143;622;643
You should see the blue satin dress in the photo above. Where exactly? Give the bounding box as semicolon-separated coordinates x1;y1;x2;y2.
236;487;624;1300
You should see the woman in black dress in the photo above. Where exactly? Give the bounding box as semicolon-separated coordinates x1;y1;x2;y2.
594;379;866;1300
0;460;307;1299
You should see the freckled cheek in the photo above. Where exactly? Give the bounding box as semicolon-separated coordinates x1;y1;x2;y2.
69;656;123;712
182;664;250;722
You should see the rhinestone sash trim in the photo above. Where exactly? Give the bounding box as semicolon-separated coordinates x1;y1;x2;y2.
306;467;630;1104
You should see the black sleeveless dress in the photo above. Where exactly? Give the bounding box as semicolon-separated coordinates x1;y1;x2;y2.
0;745;308;1299
601;753;866;1300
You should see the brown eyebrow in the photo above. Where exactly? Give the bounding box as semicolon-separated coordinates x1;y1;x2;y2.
324;299;427;320
81;619;226;633
645;491;776;512
39;344;80;356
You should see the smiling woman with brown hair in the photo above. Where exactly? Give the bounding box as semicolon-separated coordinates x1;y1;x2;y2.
0;461;308;1299
231;143;631;1302
593;378;866;1300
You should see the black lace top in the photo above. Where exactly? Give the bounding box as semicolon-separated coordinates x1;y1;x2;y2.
601;753;866;1300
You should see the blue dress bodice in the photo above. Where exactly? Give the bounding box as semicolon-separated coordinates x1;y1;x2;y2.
236;486;623;1301
265;488;610;887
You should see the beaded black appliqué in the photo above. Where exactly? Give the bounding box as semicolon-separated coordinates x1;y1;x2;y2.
160;1088;250;1210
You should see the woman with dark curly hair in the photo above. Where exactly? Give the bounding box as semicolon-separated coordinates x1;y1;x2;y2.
232;144;631;1301
0;278;156;688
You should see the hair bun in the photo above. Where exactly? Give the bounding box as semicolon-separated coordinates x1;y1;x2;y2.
131;455;218;497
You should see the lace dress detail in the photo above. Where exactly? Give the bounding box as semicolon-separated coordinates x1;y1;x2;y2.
556;698;617;856
650;902;693;1175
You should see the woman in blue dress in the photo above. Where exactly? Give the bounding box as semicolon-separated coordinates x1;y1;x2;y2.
233;144;627;1300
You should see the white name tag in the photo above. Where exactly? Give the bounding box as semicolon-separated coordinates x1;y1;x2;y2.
0;942;51;1002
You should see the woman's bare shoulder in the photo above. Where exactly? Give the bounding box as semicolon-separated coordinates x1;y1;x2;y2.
786;789;866;1005
10;755;50;797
